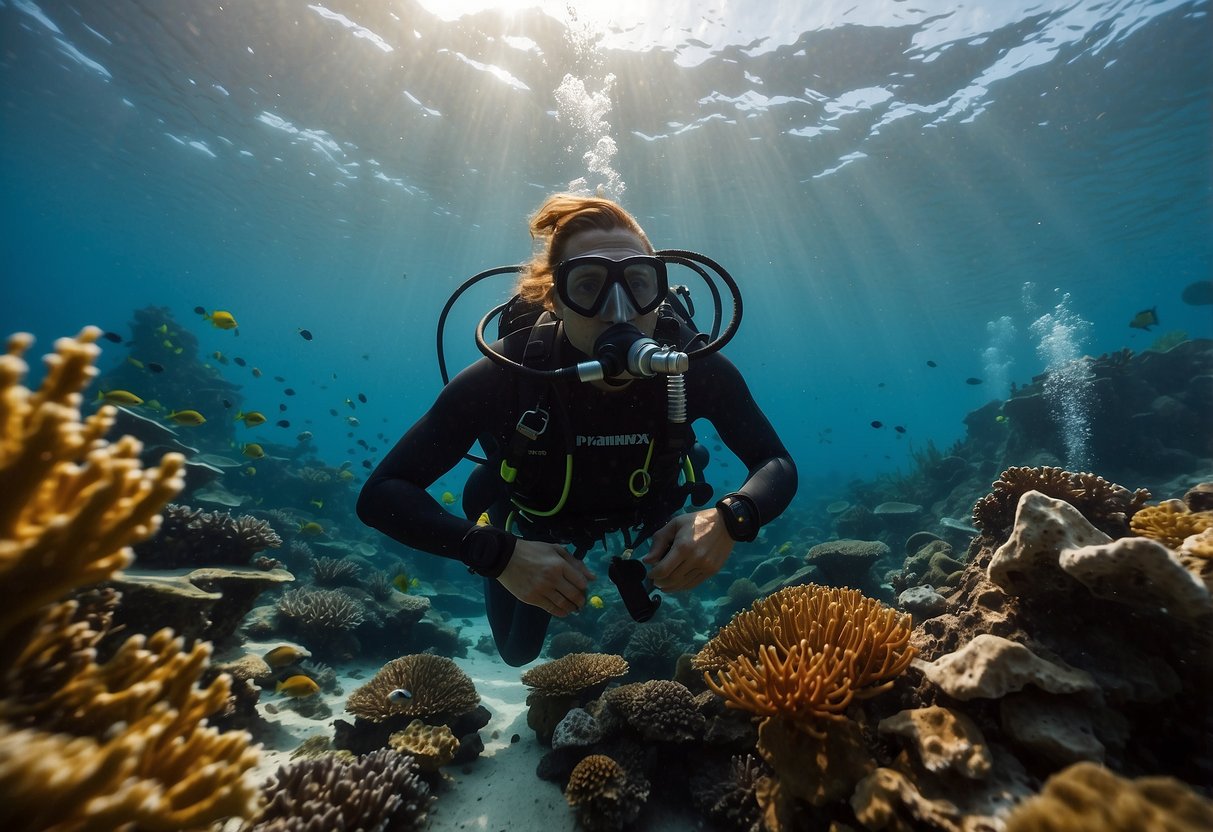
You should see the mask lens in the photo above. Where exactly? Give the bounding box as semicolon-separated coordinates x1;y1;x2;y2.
557;256;666;316
623;262;661;310
564;262;610;313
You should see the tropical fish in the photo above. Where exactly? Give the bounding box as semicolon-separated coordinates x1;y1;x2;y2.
147;362;164;373
1128;307;1158;331
338;470;355;481
995;414;1008;424
102;331;123;343
252;368;262;378
234;356;247;367
392;573;421;593
244;466;256;476
276;675;320;697
212;351;229;365
588;595;604;610
870;420;883;429
476;512;491;527
201;309;239;330
279;403;288;411
310;499;323;510
346;416;360;427
298;328;313;341
243;443;265;458
97;389;143;406
168;409;206;426
144;399;163;411
299;521;324;535
284;388;296;396
440;491;457;506
235;410;267;427
277;419;290;428
297;431;314;442
388;688;413;703
926;360;937;368
345;398;356;409
358;393;367;403
965;377;983;385
126;357;144;369
894;425;906;434
264;645;310;669
362;459;373;470
1181;280;1213;306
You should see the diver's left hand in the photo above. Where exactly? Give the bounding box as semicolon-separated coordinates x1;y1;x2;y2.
642;509;734;592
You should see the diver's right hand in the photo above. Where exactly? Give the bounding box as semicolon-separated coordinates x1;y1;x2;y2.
497;539;596;617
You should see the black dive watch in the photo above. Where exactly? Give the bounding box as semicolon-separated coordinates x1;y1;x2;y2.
716;493;760;542
460;526;517;578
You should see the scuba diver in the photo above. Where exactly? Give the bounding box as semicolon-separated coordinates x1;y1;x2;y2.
357;193;797;666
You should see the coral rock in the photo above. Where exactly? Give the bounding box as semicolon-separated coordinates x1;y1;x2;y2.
878;706;992;779
987;491;1111;597
1058;535;1213;621
913;633;1099;701
552;707;603;750
388;719;459;771
999;691;1107;767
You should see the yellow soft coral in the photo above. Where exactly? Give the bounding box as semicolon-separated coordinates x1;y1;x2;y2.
1131;500;1213;550
0;328;260;830
694;584;914;736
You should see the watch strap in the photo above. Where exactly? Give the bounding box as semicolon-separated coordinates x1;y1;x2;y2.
716;492;760;542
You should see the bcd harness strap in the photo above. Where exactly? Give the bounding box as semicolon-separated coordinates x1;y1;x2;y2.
496;305;709;548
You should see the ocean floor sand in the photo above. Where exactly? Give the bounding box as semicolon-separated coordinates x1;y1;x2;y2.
241;618;701;831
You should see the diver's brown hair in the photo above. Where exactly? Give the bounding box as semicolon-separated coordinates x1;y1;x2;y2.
517;194;654;310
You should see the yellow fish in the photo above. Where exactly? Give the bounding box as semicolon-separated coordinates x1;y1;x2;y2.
338;470;355;481
235;410;267;427
244;466;257;476
440;491;457;506
156;324;168;335
264;645;309;669
243;443;265;459
126;357;144;369
144;399;163;412
97;389;143;406
1128;306;1158;331
476;512;491;527
167;409;206;426
162;339;174;349
310;498;323;510
275;675;320;697
588;595;604;610
204;309;239;330
212;351;229;365
392;573;421;593
299;521;324;536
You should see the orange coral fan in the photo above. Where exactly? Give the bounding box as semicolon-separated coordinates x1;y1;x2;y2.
1130;500;1213;550
972;466;1150;543
694;585;914;736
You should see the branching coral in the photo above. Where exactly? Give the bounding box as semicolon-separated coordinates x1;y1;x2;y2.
0;328;260;830
346;654;479;722
972;466;1150;543
276;588;366;635
253;748;433;832
694;584;914;735
310;555;362;587
134;504;283;568
1130;499;1213;550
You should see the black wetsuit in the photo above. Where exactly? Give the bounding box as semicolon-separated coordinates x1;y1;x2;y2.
357;324;797;665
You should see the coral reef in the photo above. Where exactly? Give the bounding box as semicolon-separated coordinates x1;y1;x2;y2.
310;555;362;587
253;748;433;831
388;719;460;772
0;328;260;829
523;652;630;745
564;753;649;832
275;588;368;658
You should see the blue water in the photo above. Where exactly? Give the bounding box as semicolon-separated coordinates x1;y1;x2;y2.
2;0;1210;496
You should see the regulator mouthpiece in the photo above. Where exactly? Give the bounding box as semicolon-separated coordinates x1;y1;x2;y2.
594;323;689;379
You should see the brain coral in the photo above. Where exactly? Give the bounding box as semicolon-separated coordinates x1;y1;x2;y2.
1130;499;1213;550
601;679;705;742
694;584;914;735
564;754;648;832
347;654;479;722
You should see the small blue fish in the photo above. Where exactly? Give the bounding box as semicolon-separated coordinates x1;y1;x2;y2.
388;688;413;703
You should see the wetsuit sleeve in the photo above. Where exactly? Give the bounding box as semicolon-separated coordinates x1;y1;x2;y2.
356;356;510;559
690;351;797;526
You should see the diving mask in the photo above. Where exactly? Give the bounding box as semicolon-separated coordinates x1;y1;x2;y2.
555;255;668;320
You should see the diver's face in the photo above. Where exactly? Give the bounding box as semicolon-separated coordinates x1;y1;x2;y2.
553;228;659;359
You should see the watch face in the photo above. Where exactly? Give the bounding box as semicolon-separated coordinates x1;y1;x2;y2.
465;528;501;571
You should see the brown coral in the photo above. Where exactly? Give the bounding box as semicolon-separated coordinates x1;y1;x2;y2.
1004;761;1213;832
0;328;260;830
1130;499;1213;550
600;679;705;742
276;588;366;634
972;466;1150;543
388;719;459;771
521;652;629;697
254;748;433;832
347;654;479;722
564;753;649;832
694;584;914;736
